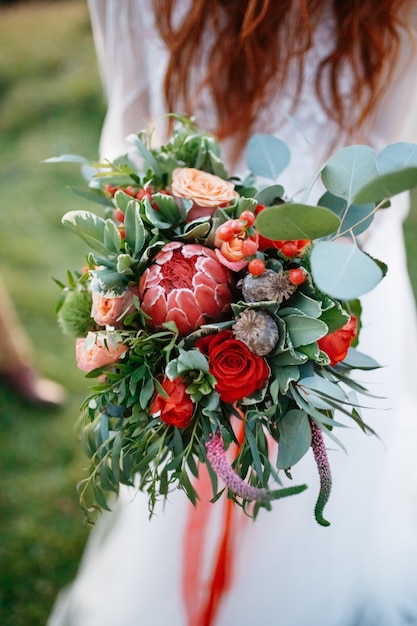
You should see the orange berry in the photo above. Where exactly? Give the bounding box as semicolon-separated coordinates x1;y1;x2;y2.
248;258;266;276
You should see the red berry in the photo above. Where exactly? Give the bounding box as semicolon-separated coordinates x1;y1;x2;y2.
280;241;300;257
136;188;152;200
248;258;266;276
240;210;255;226
217;225;235;242
125;186;137;197
230;219;244;234
114;208;125;223
105;184;118;197
288;268;306;285
255;204;265;214
242;239;258;257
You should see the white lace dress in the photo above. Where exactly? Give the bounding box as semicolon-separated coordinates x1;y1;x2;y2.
48;2;417;625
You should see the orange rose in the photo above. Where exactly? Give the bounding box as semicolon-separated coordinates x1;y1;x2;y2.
91;286;139;327
171;168;239;221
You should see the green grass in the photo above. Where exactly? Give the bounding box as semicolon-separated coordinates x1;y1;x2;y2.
0;2;417;626
0;2;105;625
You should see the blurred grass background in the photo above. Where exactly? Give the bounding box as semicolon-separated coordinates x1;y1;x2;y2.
0;1;105;625
0;2;416;625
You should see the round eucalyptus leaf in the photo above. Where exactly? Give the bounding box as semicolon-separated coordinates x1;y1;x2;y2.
353;142;417;203
310;241;383;300
255;203;340;240
318;191;374;236
245;134;290;180
321;145;377;205
254;184;285;206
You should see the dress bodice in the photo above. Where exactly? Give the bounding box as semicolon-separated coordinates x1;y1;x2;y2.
88;0;417;195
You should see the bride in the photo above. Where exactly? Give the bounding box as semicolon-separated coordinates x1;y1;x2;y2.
49;1;417;624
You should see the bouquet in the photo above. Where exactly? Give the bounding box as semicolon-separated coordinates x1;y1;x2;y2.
50;116;417;525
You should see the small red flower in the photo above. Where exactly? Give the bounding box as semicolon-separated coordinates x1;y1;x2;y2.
318;316;358;365
195;330;270;403
150;377;194;428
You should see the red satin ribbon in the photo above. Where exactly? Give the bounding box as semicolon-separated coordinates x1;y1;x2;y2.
182;417;246;626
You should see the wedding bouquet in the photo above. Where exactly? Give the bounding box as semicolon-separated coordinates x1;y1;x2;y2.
50;116;417;525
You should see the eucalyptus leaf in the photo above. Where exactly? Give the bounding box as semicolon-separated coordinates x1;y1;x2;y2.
254;184;285;206
277;409;311;469
353;142;417;203
321;145;378;205
246;134;291;180
310;241;383;299
318;191;374;236
255;203;340;240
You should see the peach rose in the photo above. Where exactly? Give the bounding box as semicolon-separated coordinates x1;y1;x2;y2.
214;238;249;272
171;168;239;221
76;332;128;372
91;286;140;327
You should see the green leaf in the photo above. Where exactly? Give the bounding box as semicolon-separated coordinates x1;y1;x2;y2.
277;409;312;469
44;153;89;164
104;219;122;254
245;134;290;180
139;377;155;410
353;142;417;203
62;210;110;255
297;375;346;410
254;184;285;206
321;145;378;205
283;315;328;348
255;203;340;240
342;347;381;370
318;191;374;236
310;241;383;300
124;200;147;256
127;133;162;177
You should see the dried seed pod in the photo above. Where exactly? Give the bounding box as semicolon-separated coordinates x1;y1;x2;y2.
233;309;279;356
240;269;296;304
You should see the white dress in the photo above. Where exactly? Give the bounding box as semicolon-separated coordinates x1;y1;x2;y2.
48;2;417;625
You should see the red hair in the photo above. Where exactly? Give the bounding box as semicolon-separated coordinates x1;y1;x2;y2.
153;0;411;152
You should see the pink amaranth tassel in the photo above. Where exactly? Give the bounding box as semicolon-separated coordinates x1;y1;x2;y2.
310;419;332;526
206;431;269;502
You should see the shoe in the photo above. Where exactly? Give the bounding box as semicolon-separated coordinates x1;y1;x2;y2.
1;365;67;408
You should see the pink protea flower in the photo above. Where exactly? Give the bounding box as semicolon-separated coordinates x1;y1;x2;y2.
139;242;234;336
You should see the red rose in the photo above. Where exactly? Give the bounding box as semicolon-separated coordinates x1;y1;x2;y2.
150;377;194;428
317;316;358;366
195;330;270;404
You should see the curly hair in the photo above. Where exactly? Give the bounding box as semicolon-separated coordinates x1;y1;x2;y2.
153;0;411;151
